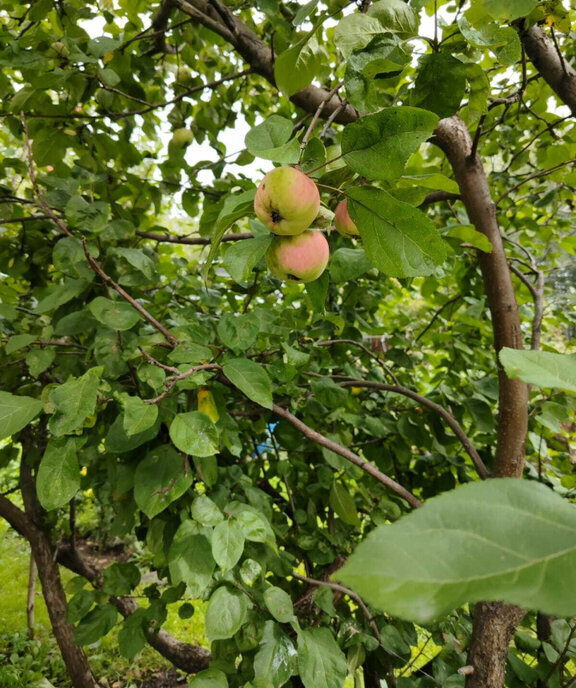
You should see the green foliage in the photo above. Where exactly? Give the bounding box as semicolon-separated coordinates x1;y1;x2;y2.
339;480;576;622
0;0;575;685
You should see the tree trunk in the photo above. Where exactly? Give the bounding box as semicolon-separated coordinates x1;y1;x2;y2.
28;525;100;688
467;602;526;688
19;455;100;688
27;553;37;638
433;116;529;688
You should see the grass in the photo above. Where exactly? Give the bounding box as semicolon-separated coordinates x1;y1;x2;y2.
0;519;208;686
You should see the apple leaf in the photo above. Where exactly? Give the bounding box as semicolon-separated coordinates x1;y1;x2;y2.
342;107;438;181
347;186;446;277
499;348;576;393
337;479;576;623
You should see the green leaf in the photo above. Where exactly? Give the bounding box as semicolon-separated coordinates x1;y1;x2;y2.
458;17;521;65
169;411;219;457
73;604;118;645
134;445;193;518
297;627;348;688
0;392;43;441
203;189;257;279
334;14;384;58
88;296;140;331
342;107;438;181
65;195;109;233
338;479;576;623
223;358;273;410
400;173;460;194
168;521;215;595
237;510;277;550
264;586;295;623
344;34;408;113
35;279;91;314
191;495;224;526
122;395;158;436
483;0;537;21
188;668;229;688
37;437;80;511
118;612;147;660
217;313;260;352
105;414;160;453
67;590;96;624
410;53;467;118
330;248;373;283
48;368;101;436
102;562;141;595
245;115;300;163
26;349;56;378
445;224;493;252
168;342;213;365
253;621;297;688
223;236;272;284
329;482;361;527
274;35;322;96
313;587;336;617
367;0;419;35
212;519;245;569
205;586;249;641
5;334;36;354
499;349;576;393
347;186;447;277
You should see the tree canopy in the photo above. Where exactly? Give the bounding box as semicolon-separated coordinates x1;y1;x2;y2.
0;1;575;687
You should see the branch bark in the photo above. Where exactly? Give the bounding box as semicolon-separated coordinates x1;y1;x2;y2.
18;457;100;688
172;0;357;124
433;116;528;688
337;379;489;480
519;25;576;115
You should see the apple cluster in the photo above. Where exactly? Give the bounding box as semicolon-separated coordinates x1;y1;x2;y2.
254;166;360;283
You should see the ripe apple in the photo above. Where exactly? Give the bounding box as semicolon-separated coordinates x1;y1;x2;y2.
254;167;320;236
171;128;194;148
334;199;359;237
266;230;329;282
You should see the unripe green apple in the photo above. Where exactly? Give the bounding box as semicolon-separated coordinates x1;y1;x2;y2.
175;66;193;85
49;41;70;59
334;199;359;237
266;230;329;283
171;128;194;148
254;166;320;236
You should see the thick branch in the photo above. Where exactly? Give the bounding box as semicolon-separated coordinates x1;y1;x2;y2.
56;543;211;673
433;116;528;479
172;0;357;124
520;25;576;115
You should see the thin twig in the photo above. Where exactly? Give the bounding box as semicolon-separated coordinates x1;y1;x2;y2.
137;230;254;245
270;403;422;507
292;572;382;644
20;112;179;347
299;81;343;159
316;339;400;385
495;157;576;204
338;379;489;480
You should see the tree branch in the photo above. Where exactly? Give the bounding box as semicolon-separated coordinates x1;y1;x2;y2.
337;379;489;480
519;25;576;115
270;403;422;508
433;116;527;479
171;0;358;124
21;113;178;347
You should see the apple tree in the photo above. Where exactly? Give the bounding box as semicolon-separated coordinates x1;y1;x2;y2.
0;1;575;687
